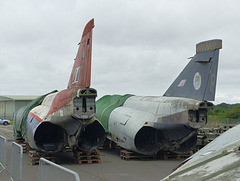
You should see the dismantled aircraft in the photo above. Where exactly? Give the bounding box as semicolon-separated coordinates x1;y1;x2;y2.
13;18;106;153
96;39;222;155
162;123;240;180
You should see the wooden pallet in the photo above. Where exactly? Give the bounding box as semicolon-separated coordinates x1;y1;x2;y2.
61;146;73;152
74;155;100;160
120;149;156;160
30;156;56;165
28;150;56;165
157;151;192;160
14;140;28;153
73;150;100;156
74;159;101;164
73;150;101;164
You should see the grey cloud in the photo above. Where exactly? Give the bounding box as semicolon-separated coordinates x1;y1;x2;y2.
1;0;240;104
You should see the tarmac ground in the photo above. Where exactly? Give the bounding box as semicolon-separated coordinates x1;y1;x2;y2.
0;125;182;181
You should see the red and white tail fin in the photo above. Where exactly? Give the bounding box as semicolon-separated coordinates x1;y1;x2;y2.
68;18;94;89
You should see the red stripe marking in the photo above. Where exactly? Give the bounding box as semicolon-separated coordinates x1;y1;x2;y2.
46;89;73;117
29;112;42;123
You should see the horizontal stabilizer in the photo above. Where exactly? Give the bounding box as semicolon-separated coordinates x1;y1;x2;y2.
164;39;222;101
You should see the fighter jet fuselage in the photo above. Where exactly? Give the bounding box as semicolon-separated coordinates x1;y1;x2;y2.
103;95;212;155
14;19;105;153
96;39;222;155
25;87;105;153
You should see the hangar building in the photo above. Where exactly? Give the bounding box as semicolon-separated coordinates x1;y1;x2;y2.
0;95;38;120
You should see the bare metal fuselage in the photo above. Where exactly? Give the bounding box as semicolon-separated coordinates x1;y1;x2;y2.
96;40;222;155
108;96;212;155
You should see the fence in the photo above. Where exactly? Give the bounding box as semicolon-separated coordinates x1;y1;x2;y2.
10;142;23;181
0;135;6;174
0;135;81;181
207;118;240;127
39;158;80;181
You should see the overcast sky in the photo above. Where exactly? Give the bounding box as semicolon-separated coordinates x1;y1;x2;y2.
1;0;240;104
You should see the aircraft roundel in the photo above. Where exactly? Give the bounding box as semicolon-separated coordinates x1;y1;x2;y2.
193;72;201;90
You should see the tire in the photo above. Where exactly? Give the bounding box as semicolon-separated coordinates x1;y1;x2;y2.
3;121;8;126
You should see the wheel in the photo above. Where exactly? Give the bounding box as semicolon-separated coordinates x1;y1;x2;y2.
3;121;8;126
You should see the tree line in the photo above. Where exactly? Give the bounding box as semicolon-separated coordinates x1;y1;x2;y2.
208;103;240;119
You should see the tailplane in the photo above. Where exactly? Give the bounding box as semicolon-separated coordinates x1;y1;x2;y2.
164;39;222;101
68;18;94;89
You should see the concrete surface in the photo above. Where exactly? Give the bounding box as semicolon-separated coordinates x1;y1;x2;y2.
0;125;182;181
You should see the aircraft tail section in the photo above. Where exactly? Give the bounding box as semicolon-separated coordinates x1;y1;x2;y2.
164;39;222;101
68;18;94;89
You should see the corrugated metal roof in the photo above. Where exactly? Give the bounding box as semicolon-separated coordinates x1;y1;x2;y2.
0;95;39;101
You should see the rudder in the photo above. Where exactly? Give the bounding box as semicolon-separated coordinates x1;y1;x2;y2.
164;39;222;101
68;19;94;89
